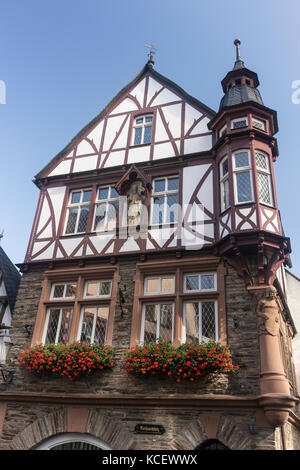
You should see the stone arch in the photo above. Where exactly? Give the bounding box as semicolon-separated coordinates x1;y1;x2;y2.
10;407;136;450
173;414;253;450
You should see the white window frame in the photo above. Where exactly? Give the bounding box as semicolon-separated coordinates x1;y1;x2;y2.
183;273;217;293
218;123;227;139
132;114;153;146
83;279;112;298
64;189;92;235
140;302;175;344
42;307;73;345
182;300;218;343
231;116;248;130
50;283;76;300
255;150;274;206
77;305;109;344
150;176;179;226
252;117;266;132
92;185;119;232
232;150;254;205
144;275;175;295
219;156;230;212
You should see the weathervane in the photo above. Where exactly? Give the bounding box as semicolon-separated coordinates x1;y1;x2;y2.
145;44;157;65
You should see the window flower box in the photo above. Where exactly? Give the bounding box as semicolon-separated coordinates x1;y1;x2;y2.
18;342;115;381
122;340;239;382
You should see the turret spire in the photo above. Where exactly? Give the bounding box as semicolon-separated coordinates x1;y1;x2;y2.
233;38;245;70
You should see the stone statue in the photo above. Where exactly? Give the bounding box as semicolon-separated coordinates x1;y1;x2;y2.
127;180;146;227
256;286;279;336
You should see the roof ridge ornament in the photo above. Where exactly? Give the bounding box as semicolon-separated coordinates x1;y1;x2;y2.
145;43;157;68
233;38;245;70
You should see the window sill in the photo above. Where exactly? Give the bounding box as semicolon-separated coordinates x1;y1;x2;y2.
129;143;151;149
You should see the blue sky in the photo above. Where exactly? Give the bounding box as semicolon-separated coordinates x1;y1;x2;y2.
1;0;300;275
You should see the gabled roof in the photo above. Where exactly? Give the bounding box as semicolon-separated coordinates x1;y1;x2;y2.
0;246;21;312
35;62;216;180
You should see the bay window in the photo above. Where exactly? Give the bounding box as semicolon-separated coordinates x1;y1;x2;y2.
255;150;273;206
219;156;230;212
232;150;253;204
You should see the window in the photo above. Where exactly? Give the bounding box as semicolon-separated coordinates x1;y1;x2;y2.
78;306;109;345
65;189;92;234
43;307;73;344
245;79;251;86
144;276;175;295
252;117;266;131
232;150;253;204
151;176;179;225
218;123;227;139
231;117;248;130
219;156;230;211
93;186;119;232
133;115;153;145
255;151;273;206
84;279;112;297
183;300;218;343
141;303;174;343
184;273;216;292
50;283;76;300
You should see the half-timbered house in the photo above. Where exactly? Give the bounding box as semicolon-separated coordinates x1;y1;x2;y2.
0;41;299;450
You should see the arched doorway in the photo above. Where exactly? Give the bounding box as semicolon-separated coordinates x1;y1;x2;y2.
34;433;111;450
197;439;230;450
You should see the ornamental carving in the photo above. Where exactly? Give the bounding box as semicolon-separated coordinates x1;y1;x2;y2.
256;286;279;336
127;180;146;227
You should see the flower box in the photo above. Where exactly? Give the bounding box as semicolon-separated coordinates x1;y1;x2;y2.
18;342;115;381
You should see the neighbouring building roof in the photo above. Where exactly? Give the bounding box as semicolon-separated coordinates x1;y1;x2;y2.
0;246;21;312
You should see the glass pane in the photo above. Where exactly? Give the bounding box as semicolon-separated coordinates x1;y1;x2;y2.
134;127;142;145
232;119;247;129
65;208;78;234
234;152;249;168
94;307;109;345
136;118;143;124
185;302;199;343
93;203;106;231
185;275;199;291
159;304;173;342
45;309;60;343
221;178;230;210
77;206;90;232
65;283;76;297
58;308;72;344
236;171;252;202
166;194;178;223
53;284;65;298
71;192;81;204
85;281;99;297
98;187;109;200
253;119;265;131
110;187;119;199
145;278;160;294
82;190;92;203
154;179;165;193
143;125;152;144
222;159;228;177
80;307;96;343
106;201;118;230
152;197;164;224
258;172;272;205
161;277;174;293
145;116;153;123
201;274;215;290
201;302;216;341
100;281;112;296
167;177;179;191
144;304;158;342
255;152;268;170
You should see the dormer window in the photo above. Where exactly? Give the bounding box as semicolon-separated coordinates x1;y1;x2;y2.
231;117;248;130
252;118;266;132
133;115;153;146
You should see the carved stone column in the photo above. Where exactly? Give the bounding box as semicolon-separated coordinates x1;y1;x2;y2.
248;285;298;427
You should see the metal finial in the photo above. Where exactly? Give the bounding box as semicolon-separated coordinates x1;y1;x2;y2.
234;39;241;61
145;44;157;66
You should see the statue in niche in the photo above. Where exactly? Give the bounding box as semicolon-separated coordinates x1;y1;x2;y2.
257;286;280;336
127;180;146;228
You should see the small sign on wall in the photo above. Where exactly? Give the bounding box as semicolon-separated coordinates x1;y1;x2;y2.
134;424;165;435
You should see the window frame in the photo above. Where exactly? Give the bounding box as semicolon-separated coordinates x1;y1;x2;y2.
218;123;227;139
182;299;218;343
252;117;266;132
132;114;153;146
64;188;92;235
255;150;274;207
83;279;112;298
219;155;230;212
140;301;175;344
144;275;175;296
77;304;110;345
183;272;217;293
231;116;248;130
50;282;77;300
92;185;119;233
42;306;73;345
232;150;254;205
150;176;179;226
